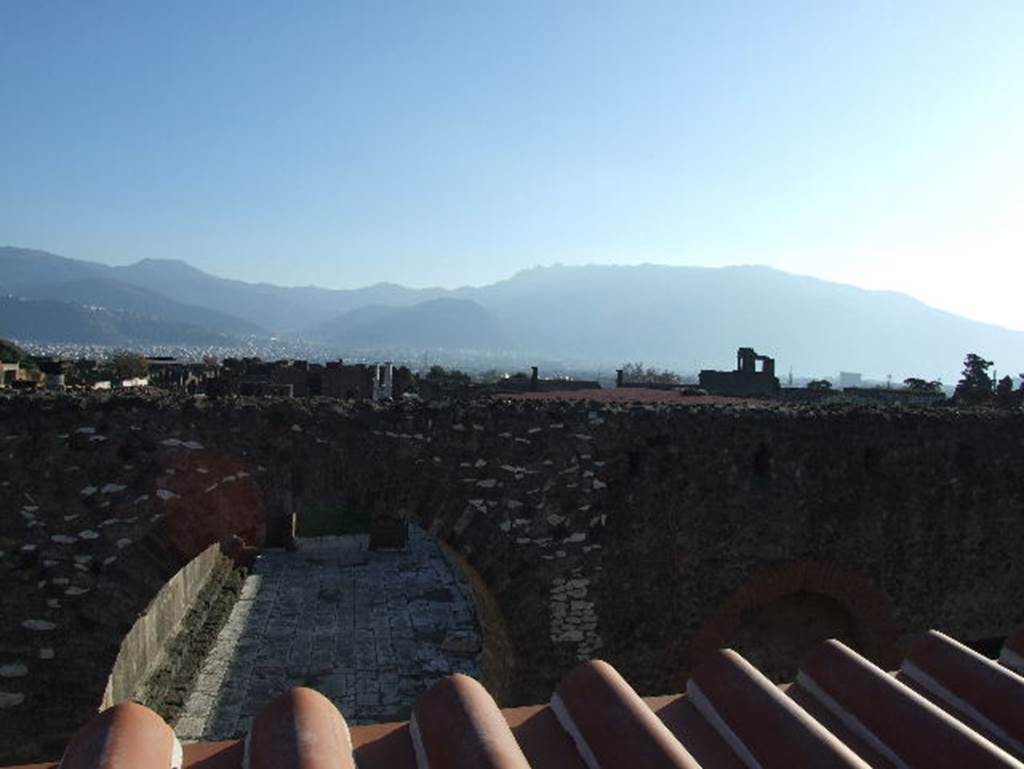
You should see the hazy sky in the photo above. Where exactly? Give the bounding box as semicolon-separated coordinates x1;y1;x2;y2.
2;2;1022;328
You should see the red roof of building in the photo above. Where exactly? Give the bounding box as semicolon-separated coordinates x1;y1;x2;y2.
11;626;1024;769
501;388;754;405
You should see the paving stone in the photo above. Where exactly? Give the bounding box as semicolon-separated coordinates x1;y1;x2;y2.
176;527;481;741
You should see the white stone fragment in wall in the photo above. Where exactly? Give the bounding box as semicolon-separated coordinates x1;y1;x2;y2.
183;440;204;449
101;483;126;494
22;619;56;631
79;530;99;540
161;438;183;447
89;435;108;442
133;494;149;504
46;599;60;609
592;479;607;490
476;478;497;488
66;586;90;596
75;427;96;434
499;520;512;533
547;514;566;526
0;663;27;678
116;538;132;549
50;534;77;544
74;555;92;564
528;427;543;434
0;692;25;708
39;648;54;660
80;486;98;496
563;532;587;543
156;488;180;501
474;459;487;468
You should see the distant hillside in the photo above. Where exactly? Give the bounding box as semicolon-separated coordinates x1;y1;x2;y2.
3;247;1022;381
454;264;1024;381
306;298;507;352
9;277;266;337
0;247;445;333
0;296;235;345
109;258;447;332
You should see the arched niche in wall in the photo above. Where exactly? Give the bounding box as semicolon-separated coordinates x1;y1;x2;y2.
666;560;901;690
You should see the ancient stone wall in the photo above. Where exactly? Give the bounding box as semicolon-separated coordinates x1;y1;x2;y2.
102;543;232;708
2;393;1024;762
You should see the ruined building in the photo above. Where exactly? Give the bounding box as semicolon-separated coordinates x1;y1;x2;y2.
699;347;780;397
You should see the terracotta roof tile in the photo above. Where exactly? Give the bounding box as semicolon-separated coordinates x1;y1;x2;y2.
689;649;868;768
411;674;529;769
12;625;1024;769
57;702;181;769
899;630;1024;759
797;639;1019;768
552;659;700;768
247;688;353;769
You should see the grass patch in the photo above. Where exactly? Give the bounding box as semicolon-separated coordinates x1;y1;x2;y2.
296;505;371;537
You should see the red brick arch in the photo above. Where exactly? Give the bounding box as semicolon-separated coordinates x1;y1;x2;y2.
668;560;902;690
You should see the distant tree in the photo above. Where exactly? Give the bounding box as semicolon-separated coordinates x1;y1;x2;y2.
954;353;994;404
106;350;149;381
903;377;943;394
424;365;469;382
620;361;681;385
0;338;27;364
995;375;1022;407
806;379;833;391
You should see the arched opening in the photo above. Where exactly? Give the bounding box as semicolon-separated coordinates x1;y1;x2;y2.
675;560;902;691
728;591;858;682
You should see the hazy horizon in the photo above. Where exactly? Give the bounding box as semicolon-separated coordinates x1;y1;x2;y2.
2;2;1022;329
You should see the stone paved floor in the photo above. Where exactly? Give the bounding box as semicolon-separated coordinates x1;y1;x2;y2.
175;527;481;741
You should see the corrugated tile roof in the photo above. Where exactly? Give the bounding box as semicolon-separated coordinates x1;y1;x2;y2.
12;625;1024;769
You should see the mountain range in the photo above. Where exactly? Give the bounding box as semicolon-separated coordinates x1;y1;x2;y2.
2;245;1021;382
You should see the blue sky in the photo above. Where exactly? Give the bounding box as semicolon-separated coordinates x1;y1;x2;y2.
2;2;1022;328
